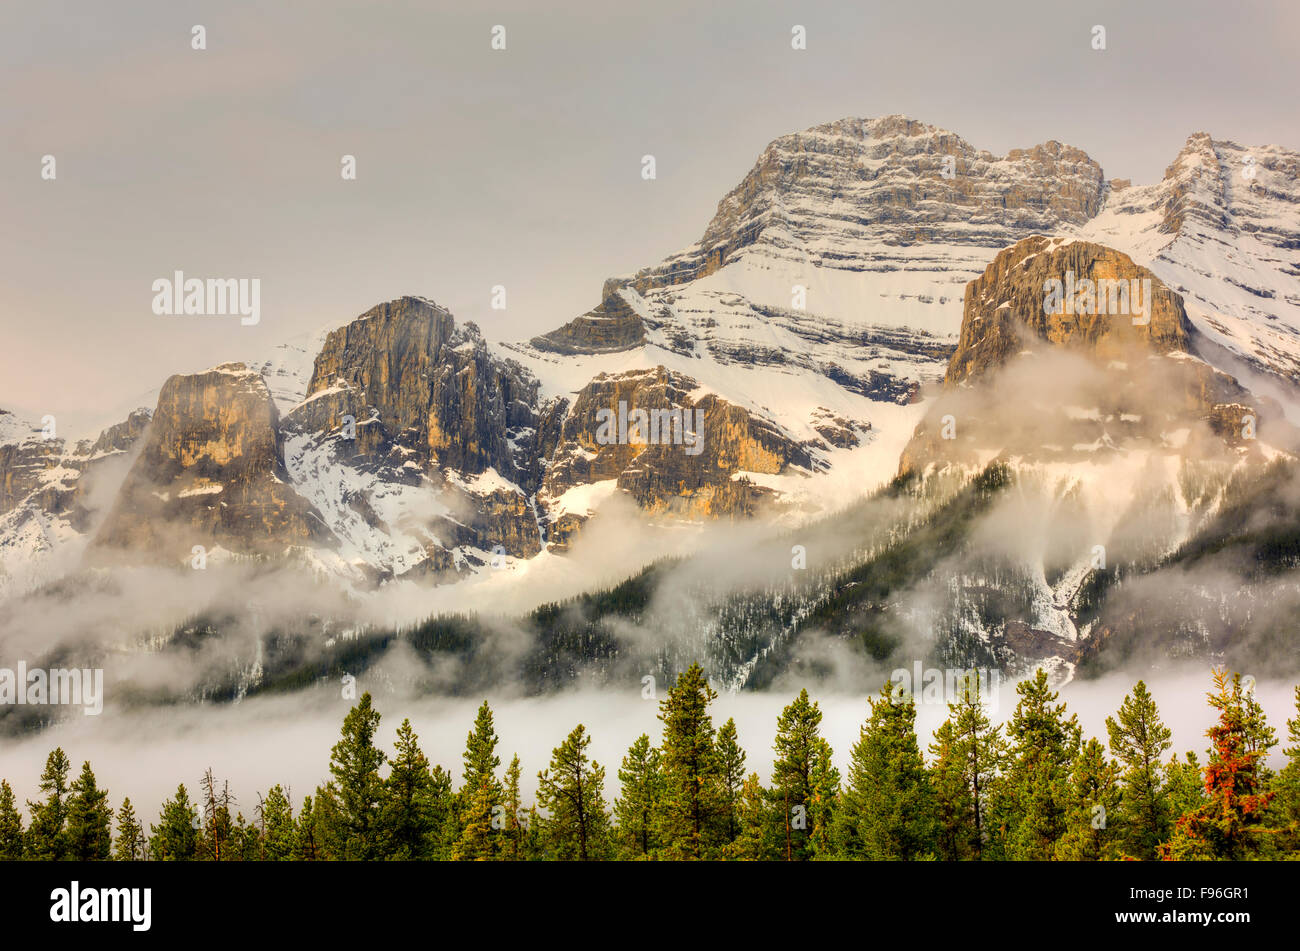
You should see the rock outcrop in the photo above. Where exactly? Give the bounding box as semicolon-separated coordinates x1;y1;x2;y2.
93;365;329;560
943;236;1192;387
898;236;1278;478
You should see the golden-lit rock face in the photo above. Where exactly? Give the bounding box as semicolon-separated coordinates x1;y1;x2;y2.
538;367;812;544
944;236;1192;388
898;236;1281;478
92;364;329;561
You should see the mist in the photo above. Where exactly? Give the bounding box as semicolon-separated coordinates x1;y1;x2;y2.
0;668;1292;829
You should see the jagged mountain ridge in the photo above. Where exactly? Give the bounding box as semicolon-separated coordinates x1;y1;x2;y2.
2;115;1298;616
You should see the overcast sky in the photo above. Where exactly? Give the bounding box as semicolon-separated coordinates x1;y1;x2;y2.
2;0;1297;436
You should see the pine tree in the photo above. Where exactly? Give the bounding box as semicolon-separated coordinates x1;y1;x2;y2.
835;681;936;860
536;724;609;860
113;798;144;861
951;672;1004;859
25;747;71;860
260;785;297;860
1054;738;1123;860
928;718;973;860
381;719;438;859
613;734;663;859
295;793;327;860
452;777;497;861
715;718;747;847
1162;752;1206;826
1104;680;1173;858
0;780;24;860
1271;685;1300;853
1163;670;1275;860
501;755;526;861
732;772;778;860
1242;679;1278;782
808;736;840;858
324;692;386;859
65;761;112;860
522;805;544;860
656;664;721;859
231;813;262;860
769;688;830;861
456;700;502;854
994;669;1080;860
428;766;456;860
149;784;198;861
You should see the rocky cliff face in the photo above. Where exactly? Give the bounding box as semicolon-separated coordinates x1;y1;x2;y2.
943;236;1193;387
899;236;1275;479
538;367;816;546
305;297;540;485
92;365;329;562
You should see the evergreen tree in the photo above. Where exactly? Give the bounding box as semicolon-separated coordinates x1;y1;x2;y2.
1242;680;1279;782
808;737;840;858
522;805;544;860
452;778;497;861
65;761;112;860
835;681;936;860
994;669;1080;860
231;813;262;861
0;780;24;860
732;772;778;860
928;718;973;860
1105;680;1173;859
456;701;502;853
1054;738;1123;861
113;798;144;861
656;664;721;859
613;734;663;859
25;747;71;860
149;784;198;861
1163;751;1206;824
324;693;386;859
951;672;1004;859
381;719;438;859
1163;670;1275;860
715;718;747;847
536;724;609;860
769;688;830;861
295;793;328;860
428;766;456;860
501;755;526;861
1271;685;1300;852
260;785;297;860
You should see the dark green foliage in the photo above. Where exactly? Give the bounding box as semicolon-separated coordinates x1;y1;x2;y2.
536;724;609;860
149;784;198;861
25;747;70;860
835;683;934;860
65;761;112;860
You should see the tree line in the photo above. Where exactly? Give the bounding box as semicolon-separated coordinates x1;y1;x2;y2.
1;665;1298;861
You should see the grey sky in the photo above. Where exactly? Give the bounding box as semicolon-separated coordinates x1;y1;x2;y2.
2;0;1297;435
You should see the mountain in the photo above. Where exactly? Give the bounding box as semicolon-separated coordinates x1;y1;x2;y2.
3;114;1299;694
